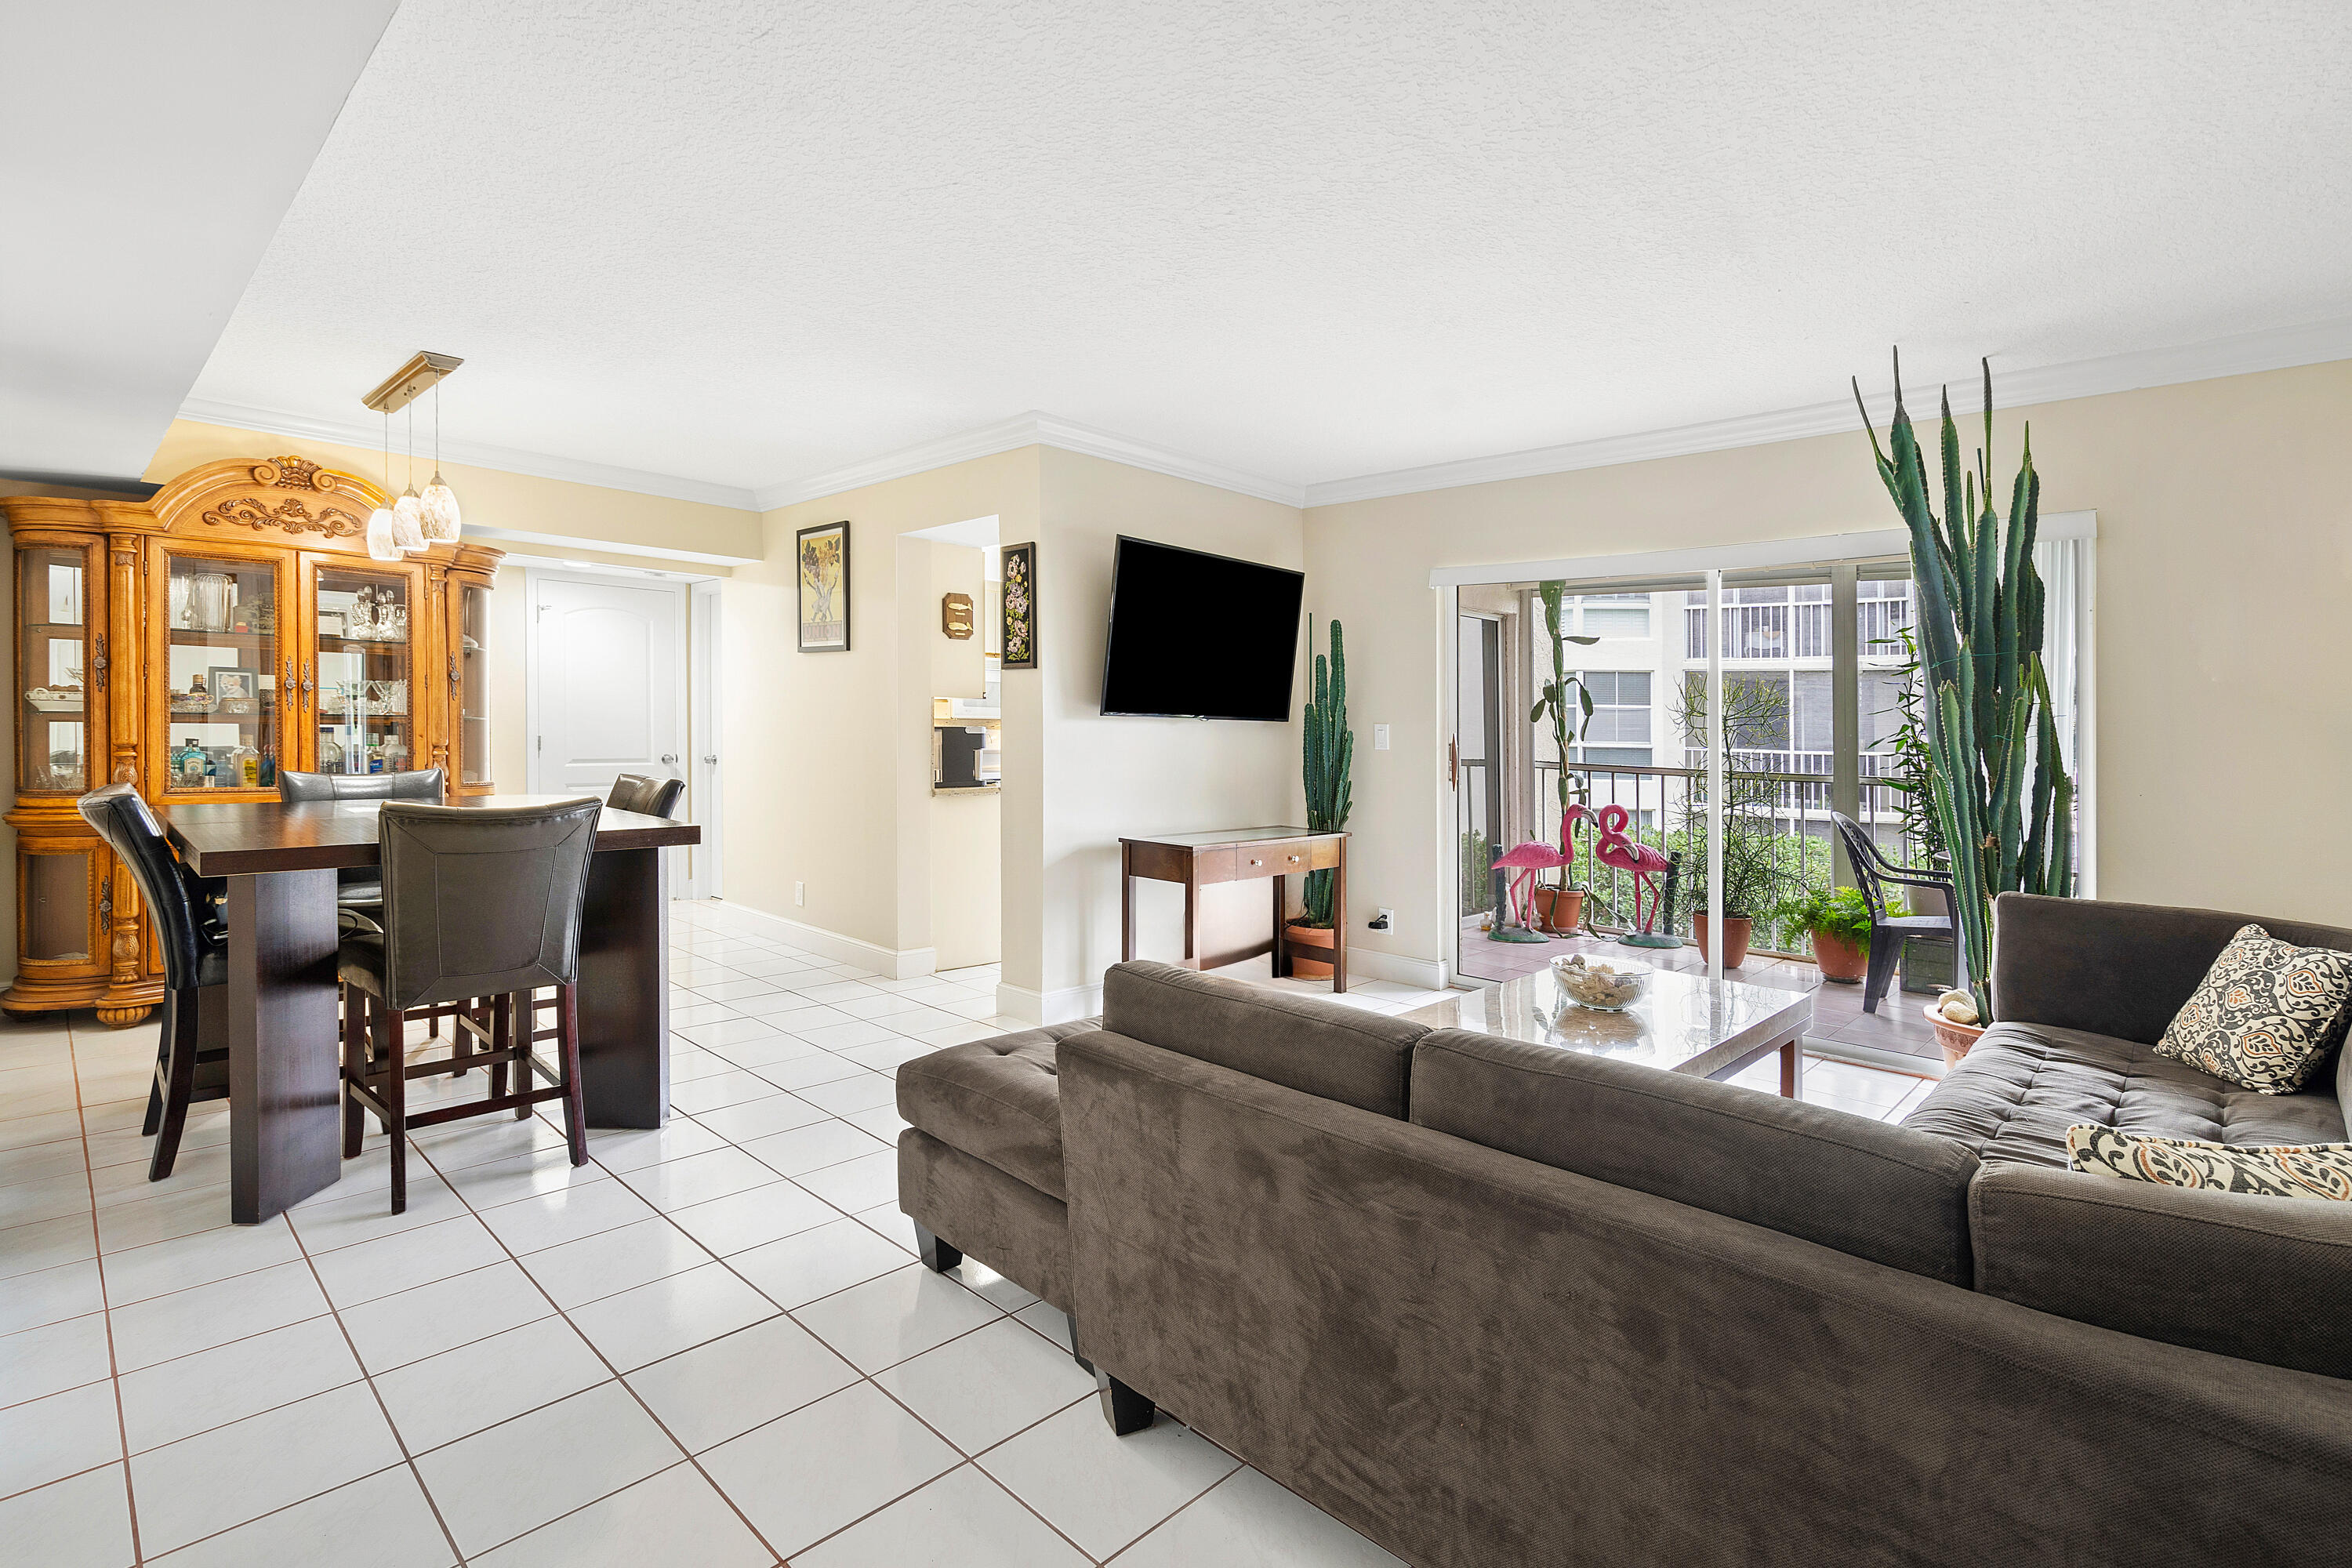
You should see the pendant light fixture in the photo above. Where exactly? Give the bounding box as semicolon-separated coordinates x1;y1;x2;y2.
360;350;466;551
390;405;429;554
365;411;401;561
419;383;463;542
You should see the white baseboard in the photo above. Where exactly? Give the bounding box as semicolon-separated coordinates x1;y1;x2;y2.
996;981;1102;1026
710;901;937;981
1347;949;1449;990
1802;1036;1945;1080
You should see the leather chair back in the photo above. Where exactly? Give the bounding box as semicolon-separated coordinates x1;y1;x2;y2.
278;768;446;803
376;798;602;1011
76;783;220;991
607;773;684;818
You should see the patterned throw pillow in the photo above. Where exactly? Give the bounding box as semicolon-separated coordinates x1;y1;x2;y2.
2151;924;2352;1094
2067;1123;2352;1200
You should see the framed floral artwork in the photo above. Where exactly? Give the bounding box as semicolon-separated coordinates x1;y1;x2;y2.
1001;542;1037;669
797;521;851;651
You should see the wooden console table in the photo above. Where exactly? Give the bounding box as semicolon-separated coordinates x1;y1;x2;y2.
1119;826;1349;991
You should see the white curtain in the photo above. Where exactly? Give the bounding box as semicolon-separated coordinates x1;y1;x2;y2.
2034;536;2086;888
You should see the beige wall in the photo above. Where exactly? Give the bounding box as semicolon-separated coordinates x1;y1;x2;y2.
722;450;1040;963
1307;358;2352;975
925;543;1000;970
1025;448;1305;1013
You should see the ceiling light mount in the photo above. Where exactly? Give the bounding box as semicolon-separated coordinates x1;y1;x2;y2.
361;350;464;416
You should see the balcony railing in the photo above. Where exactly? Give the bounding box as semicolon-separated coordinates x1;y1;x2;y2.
1517;760;1927;956
1682;597;1914;661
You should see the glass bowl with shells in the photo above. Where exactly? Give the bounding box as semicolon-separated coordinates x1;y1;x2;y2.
1550;953;1652;1011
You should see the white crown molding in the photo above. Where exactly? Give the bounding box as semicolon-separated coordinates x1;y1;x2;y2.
176;397;763;512
753;409;1308;512
1304;317;2352;509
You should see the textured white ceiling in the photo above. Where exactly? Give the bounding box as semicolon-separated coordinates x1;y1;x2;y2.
1;1;397;488
187;0;2352;500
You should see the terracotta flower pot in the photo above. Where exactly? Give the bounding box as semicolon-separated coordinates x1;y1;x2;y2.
1691;914;1752;968
1531;887;1584;935
1285;922;1337;979
1809;928;1870;984
1926;1004;1987;1072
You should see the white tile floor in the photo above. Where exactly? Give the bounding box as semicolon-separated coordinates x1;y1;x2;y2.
0;898;1933;1566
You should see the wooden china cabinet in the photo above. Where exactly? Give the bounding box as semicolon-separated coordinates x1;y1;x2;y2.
2;456;504;1026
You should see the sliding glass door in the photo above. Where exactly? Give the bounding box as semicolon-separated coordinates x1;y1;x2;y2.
1453;559;1936;983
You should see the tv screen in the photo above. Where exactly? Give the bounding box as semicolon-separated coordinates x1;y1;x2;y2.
1100;536;1305;720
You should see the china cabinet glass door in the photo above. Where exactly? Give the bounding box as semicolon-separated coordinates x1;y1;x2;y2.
310;561;423;780
456;579;492;786
18;543;94;794
158;549;287;796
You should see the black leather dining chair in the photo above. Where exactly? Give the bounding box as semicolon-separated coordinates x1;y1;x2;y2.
607;772;684;818
277;768;447;918
1830;811;1962;1014
76;782;228;1181
338;797;603;1212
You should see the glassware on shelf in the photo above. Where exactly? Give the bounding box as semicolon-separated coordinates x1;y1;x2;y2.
185;572;234;632
177;738;207;789
383;734;409;772
228;744;261;788
320;736;343;773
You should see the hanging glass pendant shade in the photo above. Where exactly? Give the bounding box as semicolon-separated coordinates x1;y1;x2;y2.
419;470;462;542
391;487;428;553
365;503;401;561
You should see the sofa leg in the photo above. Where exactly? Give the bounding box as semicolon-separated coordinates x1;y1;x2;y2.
1096;1368;1156;1436
912;1222;962;1274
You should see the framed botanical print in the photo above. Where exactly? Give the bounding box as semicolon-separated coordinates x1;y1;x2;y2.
797;521;851;652
1001;541;1037;670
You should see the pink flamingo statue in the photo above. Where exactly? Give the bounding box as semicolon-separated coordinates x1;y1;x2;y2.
1591;804;1676;946
1488;840;1567;941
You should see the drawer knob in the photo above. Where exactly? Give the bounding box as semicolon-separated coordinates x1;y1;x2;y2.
1247;858;1262;866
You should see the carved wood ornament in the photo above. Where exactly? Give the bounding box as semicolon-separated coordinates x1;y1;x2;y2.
200;495;368;539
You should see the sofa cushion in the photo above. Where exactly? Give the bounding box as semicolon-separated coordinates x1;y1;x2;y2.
1410;1029;1981;1285
895;1018;1099;1201
2151;924;2352;1094
1101;961;1425;1119
1901;1019;2346;1170
1971;1161;2352;1378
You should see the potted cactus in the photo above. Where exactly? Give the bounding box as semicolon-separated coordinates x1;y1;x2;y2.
1288;617;1351;978
1854;354;2078;1022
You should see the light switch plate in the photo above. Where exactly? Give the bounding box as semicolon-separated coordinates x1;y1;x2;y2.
1373;724;1390;750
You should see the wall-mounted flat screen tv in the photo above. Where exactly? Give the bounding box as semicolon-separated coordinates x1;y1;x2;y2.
1100;536;1304;720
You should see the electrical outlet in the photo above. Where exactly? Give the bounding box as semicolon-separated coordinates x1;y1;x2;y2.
1373;724;1390;750
793;881;806;907
1370;908;1395;931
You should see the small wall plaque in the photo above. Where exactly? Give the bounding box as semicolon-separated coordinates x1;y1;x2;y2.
942;591;975;640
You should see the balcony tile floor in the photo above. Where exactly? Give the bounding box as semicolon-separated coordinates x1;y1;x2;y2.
1;898;1933;1565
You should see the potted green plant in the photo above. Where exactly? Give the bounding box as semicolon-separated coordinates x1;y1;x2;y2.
1528;582;1601;933
1672;674;1784;967
1773;885;1878;983
1288;617;1350;977
1854;354;2077;1023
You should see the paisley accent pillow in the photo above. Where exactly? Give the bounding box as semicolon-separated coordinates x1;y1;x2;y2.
2151;924;2352;1094
2067;1123;2352;1200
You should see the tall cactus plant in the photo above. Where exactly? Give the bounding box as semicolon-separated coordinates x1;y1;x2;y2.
1301;617;1352;927
1854;354;2076;1018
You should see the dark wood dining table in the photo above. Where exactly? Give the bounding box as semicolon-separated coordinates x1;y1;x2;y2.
160;795;700;1224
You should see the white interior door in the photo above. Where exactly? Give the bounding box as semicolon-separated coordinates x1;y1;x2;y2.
688;581;722;899
528;572;687;804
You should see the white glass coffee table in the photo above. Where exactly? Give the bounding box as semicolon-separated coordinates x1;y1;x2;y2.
1401;964;1813;1096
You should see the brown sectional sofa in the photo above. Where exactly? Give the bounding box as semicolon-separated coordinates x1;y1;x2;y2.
898;895;2352;1566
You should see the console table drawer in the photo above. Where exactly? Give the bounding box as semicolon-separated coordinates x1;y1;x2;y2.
1229;841;1332;878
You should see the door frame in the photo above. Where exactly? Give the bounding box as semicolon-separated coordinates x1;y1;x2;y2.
522;566;691;798
688;580;722;900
